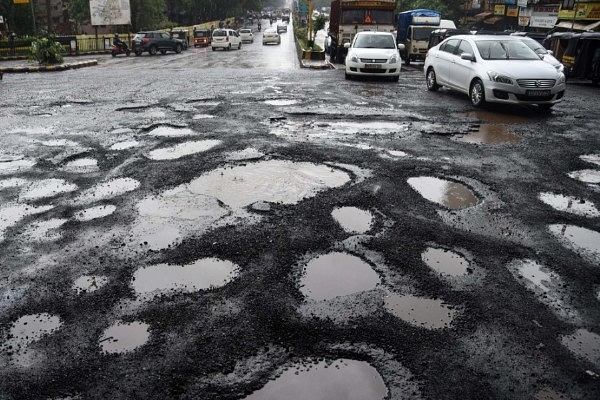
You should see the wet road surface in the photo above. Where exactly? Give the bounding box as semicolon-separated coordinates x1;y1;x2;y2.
0;26;600;400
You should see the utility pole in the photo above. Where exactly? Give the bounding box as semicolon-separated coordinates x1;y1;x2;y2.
308;0;314;48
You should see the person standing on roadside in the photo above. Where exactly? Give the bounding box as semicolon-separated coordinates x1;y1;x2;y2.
9;32;16;55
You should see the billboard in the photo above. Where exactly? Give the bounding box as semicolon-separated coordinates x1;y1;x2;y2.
90;0;131;26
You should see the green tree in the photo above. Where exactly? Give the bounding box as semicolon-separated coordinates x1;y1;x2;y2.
312;13;327;41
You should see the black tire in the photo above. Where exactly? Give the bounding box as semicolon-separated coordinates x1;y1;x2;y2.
426;68;440;91
469;79;486;107
135;50;142;56
111;51;116;57
345;72;351;80
405;56;411;66
149;45;158;55
212;47;216;51
126;50;131;56
227;44;231;51
175;44;182;53
238;42;241;50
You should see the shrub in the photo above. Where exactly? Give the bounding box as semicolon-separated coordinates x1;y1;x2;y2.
30;36;64;65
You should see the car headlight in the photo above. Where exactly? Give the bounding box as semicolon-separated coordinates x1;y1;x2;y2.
486;71;513;84
557;73;566;85
556;64;565;73
390;55;398;64
350;54;358;63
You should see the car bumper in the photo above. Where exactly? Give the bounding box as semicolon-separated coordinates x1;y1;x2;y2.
262;38;280;44
484;82;567;105
345;61;401;77
211;41;231;48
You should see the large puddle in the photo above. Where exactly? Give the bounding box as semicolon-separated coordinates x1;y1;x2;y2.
331;207;374;234
3;313;62;350
132;258;238;298
560;329;600;367
147;139;221;160
19;178;78;201
568;169;600;184
99;321;150;354
244;359;387;400
384;292;457;329
421;247;470;276
548;224;600;261
300;252;381;301
407;177;479;210
147;126;196;137
539;192;600;217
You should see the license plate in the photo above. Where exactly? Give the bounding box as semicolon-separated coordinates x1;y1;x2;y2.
365;64;380;69
526;90;550;96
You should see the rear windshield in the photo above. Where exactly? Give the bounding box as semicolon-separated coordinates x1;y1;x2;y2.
240;29;251;33
213;30;227;37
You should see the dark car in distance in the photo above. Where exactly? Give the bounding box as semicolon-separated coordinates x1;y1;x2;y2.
132;31;184;56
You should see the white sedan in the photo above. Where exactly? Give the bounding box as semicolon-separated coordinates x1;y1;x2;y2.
262;28;281;45
424;35;566;109
344;31;404;82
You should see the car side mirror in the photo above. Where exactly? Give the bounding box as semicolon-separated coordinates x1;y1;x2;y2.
397;43;405;51
344;43;351;48
547;49;554;56
461;53;475;61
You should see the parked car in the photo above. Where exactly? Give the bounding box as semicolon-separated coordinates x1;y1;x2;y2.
211;29;242;51
132;31;184;56
277;23;288;33
513;35;564;73
343;31;405;82
424;35;566;109
239;28;254;43
262;28;281;45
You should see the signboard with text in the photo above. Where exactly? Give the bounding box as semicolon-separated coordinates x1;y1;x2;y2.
90;0;131;26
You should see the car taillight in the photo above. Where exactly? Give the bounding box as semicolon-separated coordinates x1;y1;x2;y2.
142;38;150;44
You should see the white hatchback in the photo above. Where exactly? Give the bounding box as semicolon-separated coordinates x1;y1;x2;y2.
424;35;566;109
344;31;405;82
211;29;242;51
239;28;254;43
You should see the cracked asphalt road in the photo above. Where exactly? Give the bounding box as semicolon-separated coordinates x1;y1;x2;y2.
0;35;599;400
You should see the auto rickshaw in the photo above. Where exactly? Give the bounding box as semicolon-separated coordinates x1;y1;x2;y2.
193;28;212;47
543;31;576;63
562;32;600;85
171;29;190;50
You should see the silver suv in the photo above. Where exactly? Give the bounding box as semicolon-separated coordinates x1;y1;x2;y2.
211;29;242;51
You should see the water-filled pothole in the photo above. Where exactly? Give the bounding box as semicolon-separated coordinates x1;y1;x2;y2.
300;252;381;301
243;359;388;400
73;275;109;293
548;224;600;260
4;313;62;350
74;177;140;204
539;192;600;217
187;160;351;209
421;247;470;276
147;139;221;160
264;99;299;106
453;124;522;145
331;207;374;234
384;292;457;329
581;154;600;167
453;111;534;124
0;203;54;241
74;205;117;221
147;126;196;137
132;258;238;298
0;159;36;174
22;218;68;241
407;177;479;210
62;158;99;173
0;177;27;189
109;140;140;150
19;178;78;201
568;169;600;184
99;321;150;354
560;329;600;367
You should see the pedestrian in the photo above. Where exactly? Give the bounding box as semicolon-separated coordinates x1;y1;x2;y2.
9;32;16;55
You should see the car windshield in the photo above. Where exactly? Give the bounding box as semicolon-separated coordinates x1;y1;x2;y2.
476;40;540;60
520;38;547;55
240;29;251;33
133;33;146;40
213;30;227;37
354;35;395;49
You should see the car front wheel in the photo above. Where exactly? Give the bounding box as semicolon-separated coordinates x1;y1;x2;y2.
175;43;182;53
238;42;241;49
470;79;486;107
426;68;440;91
149;45;158;55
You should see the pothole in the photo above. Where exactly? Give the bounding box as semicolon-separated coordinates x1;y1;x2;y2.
99;321;150;354
192;114;215;119
73;275;109;294
331;207;374;234
225;147;265;161
73;204;117;221
61;157;99;173
581;154;600;167
568;169;600;184
539;192;600;217
109;140;140;150
132;258;238;299
0;178;28;189
452;110;534;123
452;124;522;145
560;329;600;367
147;139;221;160
3;313;62;351
0;203;54;241
22;218;68;241
0;159;36;174
147;126;196;137
548;224;600;261
407;176;479;210
264;99;299;106
243;358;388;400
383;292;458;329
421;247;470;276
19;178;78;201
300;252;381;301
74;177;140;204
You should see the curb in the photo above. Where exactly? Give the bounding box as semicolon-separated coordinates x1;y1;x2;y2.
300;60;333;70
0;59;98;74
